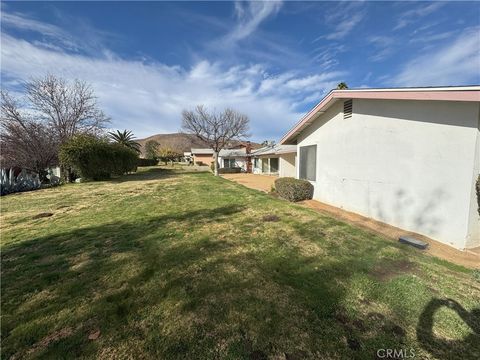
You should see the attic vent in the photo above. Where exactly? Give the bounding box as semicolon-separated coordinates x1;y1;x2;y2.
343;99;353;119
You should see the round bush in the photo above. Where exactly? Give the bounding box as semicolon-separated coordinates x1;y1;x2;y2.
274;177;314;202
59;135;138;180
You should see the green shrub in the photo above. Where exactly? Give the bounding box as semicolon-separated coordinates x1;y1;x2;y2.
138;158;158;167
218;167;242;174
275;177;314;202
59;135;138;181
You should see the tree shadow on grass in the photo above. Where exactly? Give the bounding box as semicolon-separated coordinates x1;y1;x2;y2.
2;200;477;359
416;298;480;359
1;204;245;358
109;167;210;183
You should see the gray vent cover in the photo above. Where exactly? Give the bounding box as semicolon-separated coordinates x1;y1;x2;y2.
344;99;353;119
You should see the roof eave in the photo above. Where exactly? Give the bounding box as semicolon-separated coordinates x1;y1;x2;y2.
280;87;480;144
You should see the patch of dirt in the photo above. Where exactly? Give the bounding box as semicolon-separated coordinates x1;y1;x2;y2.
222;173;277;193
369;259;416;282
262;214;280;222
32;212;54;219
88;329;101;340
56;205;70;210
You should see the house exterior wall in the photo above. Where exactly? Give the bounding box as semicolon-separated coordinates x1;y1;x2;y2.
218;157;247;171
296;99;480;250
193;154;213;165
279;153;296;177
253;156;279;175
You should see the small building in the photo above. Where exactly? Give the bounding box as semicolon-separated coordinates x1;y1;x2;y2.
218;148;249;171
280;86;480;250
252;145;297;176
191;148;214;166
191;142;255;171
183;151;192;163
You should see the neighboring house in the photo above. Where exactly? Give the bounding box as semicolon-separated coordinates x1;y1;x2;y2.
218;148;248;171
252;145;297;176
183;151;192;163
191;148;214;166
280;86;480;250
191;142;255;171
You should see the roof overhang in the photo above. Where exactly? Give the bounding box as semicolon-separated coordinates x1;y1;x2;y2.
280;86;480;145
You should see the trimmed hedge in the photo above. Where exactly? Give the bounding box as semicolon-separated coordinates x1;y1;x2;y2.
219;167;242;174
275;177;313;202
138;158;158;167
59;135;138;181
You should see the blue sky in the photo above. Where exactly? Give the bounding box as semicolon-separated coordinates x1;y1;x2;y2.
1;1;479;141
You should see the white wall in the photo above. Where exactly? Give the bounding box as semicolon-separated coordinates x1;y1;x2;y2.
279;153;296;177
218;157;247;171
297;99;480;250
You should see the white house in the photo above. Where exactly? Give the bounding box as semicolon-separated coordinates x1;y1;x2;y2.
252;145;297;177
218;148;249;171
191;143;254;171
280;86;480;250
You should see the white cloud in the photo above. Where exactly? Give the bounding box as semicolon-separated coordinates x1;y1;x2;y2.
394;2;445;30
368;36;395;62
409;31;455;44
226;1;283;41
313;2;366;42
1;11;80;51
1;32;342;141
393;27;480;86
324;13;365;40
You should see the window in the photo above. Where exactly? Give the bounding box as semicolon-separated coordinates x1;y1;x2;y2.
223;158;236;168
299;145;316;181
270;158;279;173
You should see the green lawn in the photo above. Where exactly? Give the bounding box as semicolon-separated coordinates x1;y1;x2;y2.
1;167;479;359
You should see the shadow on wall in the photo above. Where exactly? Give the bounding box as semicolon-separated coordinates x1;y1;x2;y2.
416;298;480;358
353;100;477;129
373;188;449;237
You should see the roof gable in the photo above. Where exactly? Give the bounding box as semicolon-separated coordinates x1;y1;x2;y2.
280;86;480;144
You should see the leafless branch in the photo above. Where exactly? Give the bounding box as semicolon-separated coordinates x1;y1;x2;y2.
181;105;249;175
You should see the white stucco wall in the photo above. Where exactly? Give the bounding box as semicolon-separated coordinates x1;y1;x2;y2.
279;153;296;177
218;157;247;171
296;99;480;249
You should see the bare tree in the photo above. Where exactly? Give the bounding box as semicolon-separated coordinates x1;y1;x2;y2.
1;75;109;181
0;91;58;179
182;105;249;176
25;75;109;142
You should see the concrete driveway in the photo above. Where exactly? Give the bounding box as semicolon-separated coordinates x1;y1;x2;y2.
221;173;277;192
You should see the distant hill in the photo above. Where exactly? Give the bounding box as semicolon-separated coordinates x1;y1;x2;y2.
137;133;208;156
137;133;262;156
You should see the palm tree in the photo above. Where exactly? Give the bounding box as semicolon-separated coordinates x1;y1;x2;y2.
336;82;348;90
108;129;141;153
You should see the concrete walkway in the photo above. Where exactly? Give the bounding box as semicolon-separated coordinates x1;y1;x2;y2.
223;173;479;269
221;173;277;192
